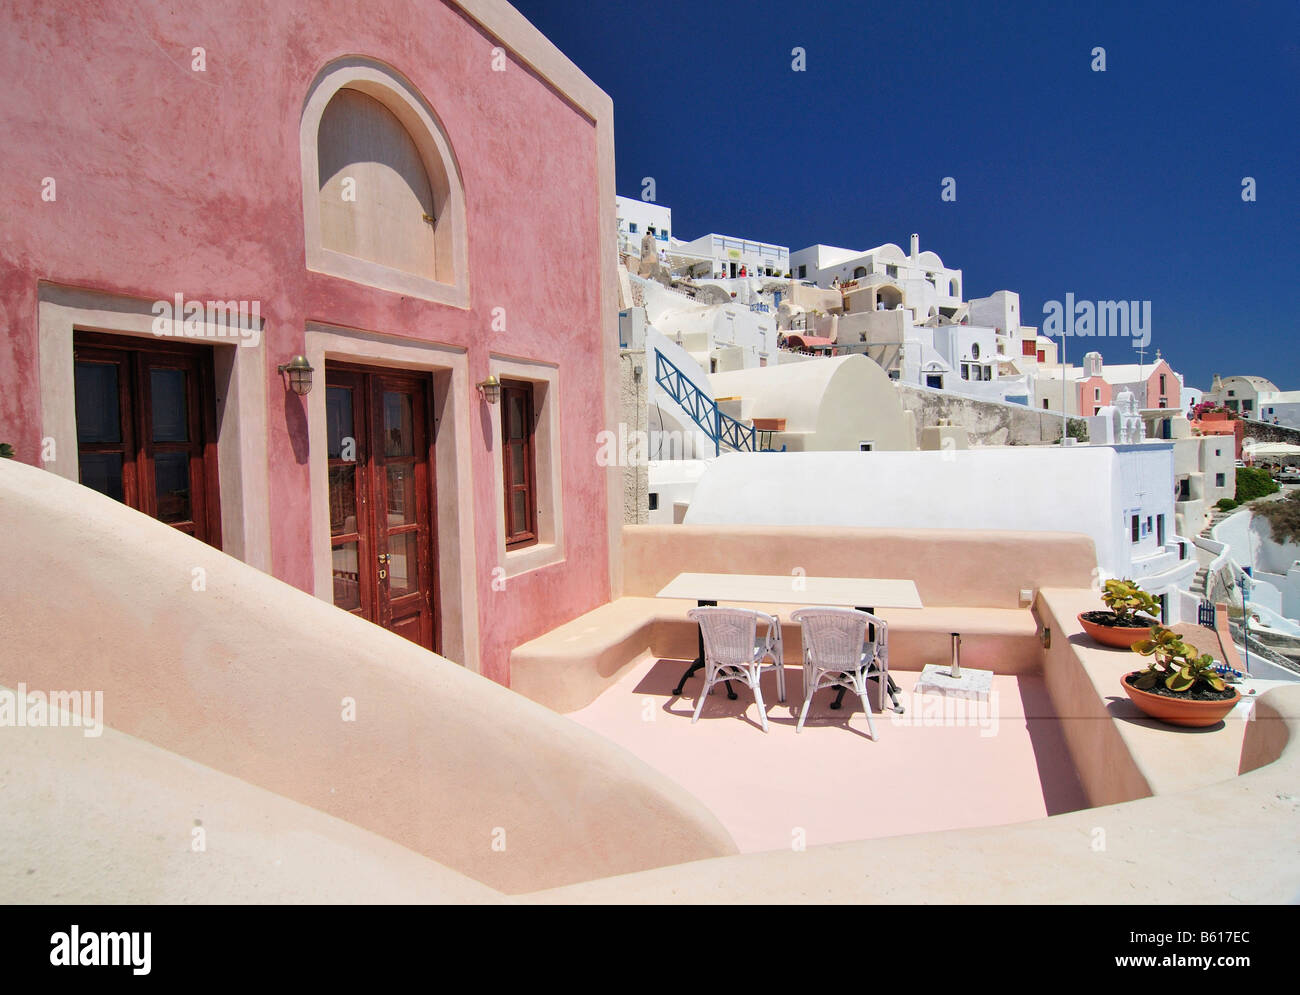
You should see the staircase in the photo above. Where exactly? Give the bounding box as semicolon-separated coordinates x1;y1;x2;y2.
653;348;756;456
1190;508;1238;596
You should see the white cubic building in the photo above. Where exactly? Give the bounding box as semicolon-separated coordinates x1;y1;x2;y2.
615;195;673;256
789;234;962;316
675;232;790;279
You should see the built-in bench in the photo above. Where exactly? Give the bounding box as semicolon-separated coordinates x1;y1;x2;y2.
511;525;1099;713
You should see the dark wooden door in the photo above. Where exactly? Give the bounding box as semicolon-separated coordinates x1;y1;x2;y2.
326;363;438;652
73;332;222;548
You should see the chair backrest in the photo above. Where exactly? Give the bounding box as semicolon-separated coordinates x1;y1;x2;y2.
791;607;885;669
687;607;762;666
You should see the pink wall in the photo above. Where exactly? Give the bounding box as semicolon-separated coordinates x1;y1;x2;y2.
1077;377;1112;415
1145;361;1180;409
0;0;611;684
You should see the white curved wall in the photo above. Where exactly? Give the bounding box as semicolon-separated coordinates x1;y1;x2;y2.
0;459;736;895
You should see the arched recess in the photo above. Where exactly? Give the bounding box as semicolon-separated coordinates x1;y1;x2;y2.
300;57;469;308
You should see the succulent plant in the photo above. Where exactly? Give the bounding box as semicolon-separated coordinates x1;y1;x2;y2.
1131;626;1227;693
1101;579;1161;623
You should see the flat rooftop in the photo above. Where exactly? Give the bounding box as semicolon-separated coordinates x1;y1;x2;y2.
569;654;1089;853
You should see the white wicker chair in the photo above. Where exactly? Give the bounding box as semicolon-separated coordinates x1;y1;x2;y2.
686;607;786;733
791;607;888;739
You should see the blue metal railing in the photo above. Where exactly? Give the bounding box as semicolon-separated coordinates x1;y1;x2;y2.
653;348;756;455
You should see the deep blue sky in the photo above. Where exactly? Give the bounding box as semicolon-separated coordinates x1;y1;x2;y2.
511;0;1299;391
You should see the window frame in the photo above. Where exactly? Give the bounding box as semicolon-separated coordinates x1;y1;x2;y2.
73;330;223;549
500;379;539;551
299;58;469;308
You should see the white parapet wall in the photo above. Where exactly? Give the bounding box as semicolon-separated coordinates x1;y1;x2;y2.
682;446;1197;601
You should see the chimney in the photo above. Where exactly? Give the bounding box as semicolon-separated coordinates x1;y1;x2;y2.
910;233;919;259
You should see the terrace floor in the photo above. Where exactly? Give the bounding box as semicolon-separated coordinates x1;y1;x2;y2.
568;654;1089;854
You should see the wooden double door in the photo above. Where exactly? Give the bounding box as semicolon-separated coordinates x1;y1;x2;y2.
326;364;439;652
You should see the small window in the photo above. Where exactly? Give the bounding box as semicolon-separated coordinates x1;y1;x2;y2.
1215;473;1226;487
1042;399;1050;410
1131;515;1140;542
971;342;980;360
797;265;807;279
501;380;538;550
1094;387;1101;401
648;492;659;511
859;441;874;452
926;374;943;389
629;222;638;233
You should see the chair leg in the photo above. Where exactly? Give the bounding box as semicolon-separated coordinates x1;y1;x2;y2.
858;691;877;741
692;668;714;724
751;671;769;733
796;692;813;733
775;658;786;703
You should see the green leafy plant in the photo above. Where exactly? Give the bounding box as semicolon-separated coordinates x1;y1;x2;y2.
1214;497;1238;511
0;443;13;459
1066;418;1089;442
1236;466;1279;503
1101;579;1161;624
1131;626;1226;693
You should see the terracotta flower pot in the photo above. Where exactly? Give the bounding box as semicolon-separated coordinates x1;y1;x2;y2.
1077;612;1157;649
1121;672;1242;727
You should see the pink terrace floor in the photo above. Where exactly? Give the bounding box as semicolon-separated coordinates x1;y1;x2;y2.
568;656;1089;854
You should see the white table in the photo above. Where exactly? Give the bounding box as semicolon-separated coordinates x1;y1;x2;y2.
658;572;922;707
657;572;922;610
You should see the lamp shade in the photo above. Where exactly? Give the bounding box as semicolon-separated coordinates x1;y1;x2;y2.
277;355;314;396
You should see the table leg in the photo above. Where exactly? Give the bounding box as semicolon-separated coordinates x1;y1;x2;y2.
672;600;736;699
831;606;875;710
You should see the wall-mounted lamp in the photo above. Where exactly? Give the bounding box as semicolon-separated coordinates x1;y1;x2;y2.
477;374;501;404
277;355;314;396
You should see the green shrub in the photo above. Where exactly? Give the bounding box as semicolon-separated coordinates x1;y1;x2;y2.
1252;490;1300;545
1214;497;1238;511
0;443;13;459
1236;466;1279;503
1066;418;1089;442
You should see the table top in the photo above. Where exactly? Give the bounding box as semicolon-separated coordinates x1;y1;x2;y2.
656;572;923;609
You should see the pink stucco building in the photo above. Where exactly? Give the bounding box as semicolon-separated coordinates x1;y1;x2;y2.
1072;351;1181;416
0;0;621;683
